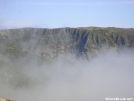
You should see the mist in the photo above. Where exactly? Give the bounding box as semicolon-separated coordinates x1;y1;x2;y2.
0;47;134;101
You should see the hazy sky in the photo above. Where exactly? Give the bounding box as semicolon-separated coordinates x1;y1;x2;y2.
0;0;134;29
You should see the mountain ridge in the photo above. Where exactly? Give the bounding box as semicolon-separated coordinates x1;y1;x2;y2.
0;27;134;61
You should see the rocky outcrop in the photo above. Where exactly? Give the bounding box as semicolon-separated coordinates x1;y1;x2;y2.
0;98;13;101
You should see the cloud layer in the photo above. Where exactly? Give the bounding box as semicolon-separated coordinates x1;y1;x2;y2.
0;48;134;101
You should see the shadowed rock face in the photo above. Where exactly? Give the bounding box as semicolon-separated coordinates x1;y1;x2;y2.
0;27;134;61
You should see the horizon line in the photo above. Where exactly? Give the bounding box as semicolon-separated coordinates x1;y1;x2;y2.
0;26;134;30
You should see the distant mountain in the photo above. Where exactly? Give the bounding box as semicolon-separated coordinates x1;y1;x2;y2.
0;27;134;62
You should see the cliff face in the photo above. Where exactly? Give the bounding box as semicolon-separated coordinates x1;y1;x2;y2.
0;27;134;61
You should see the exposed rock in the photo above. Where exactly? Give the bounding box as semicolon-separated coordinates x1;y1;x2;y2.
0;98;13;101
0;27;134;61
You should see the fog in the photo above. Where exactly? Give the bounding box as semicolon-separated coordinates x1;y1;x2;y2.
0;47;134;101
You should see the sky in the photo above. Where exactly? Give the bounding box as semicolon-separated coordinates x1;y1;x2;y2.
0;0;134;29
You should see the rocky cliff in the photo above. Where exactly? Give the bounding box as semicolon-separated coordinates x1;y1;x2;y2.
0;27;134;61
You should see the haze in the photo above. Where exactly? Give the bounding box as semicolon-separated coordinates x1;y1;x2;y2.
0;48;134;101
0;0;134;101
